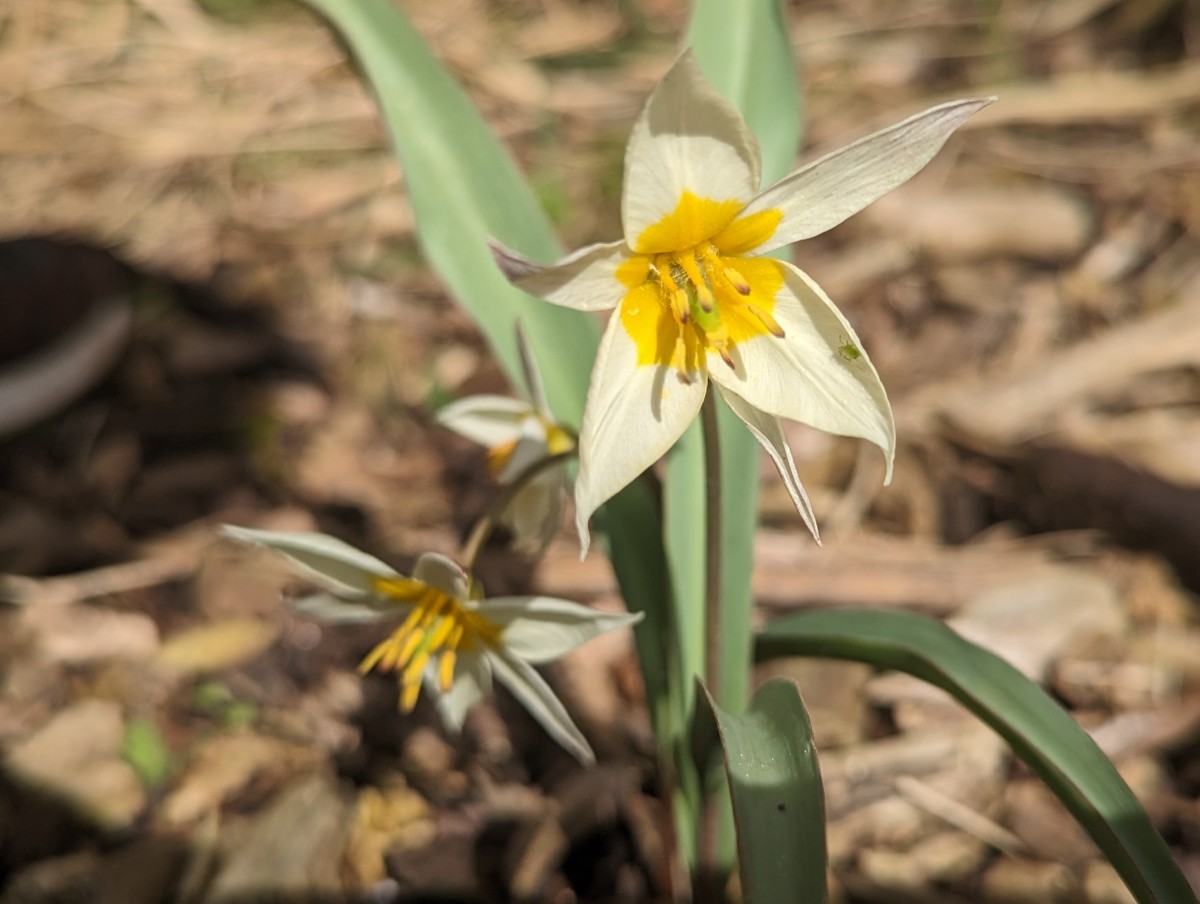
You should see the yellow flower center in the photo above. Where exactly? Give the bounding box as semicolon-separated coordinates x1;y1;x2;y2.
360;575;504;711
485;417;574;480
620;193;785;382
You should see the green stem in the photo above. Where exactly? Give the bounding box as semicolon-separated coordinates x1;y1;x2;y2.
696;389;724;902
459;450;575;572
701;391;723;697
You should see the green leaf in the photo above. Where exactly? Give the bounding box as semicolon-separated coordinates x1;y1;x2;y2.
757;609;1196;904
302;0;592;426
687;0;804;181
699;678;827;904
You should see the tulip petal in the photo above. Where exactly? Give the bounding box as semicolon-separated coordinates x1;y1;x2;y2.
433;653;491;731
494;418;551;484
574;311;708;556
436;394;531;447
745;97;995;253
708;262;895;481
481;596;644;664
489;651;595;764
502;469;567;552
289;593;393;623
715;389;820;543
220;526;398;596
489;238;629;311
412;552;472;600
622;50;761;249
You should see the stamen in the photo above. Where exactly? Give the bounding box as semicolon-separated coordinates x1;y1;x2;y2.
677;253;714;313
723;266;752;296
438;649;457;691
400;674;422;711
747;304;786;338
673;287;691;324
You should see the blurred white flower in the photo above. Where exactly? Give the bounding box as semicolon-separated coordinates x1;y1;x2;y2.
437;328;573;550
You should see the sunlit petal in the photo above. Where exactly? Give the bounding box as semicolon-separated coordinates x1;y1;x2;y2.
574;311;708;556
502;469;567;552
481;596;643;664
288;593;392;624
220;526;398;597
412;553;472;600
745;98;994;253
489;238;629;311
708;261;895;482
622;50;761;249
433;653;491;732
715;389;820;543
489;651;595;765
436;394;530;447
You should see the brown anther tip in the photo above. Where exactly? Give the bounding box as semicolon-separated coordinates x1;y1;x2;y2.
720;350;735;369
771;325;786;338
735;283;751;296
676;369;693;385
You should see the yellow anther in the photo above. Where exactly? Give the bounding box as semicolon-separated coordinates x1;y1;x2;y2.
722;266;752;296
747;304;785;338
438;649;457;691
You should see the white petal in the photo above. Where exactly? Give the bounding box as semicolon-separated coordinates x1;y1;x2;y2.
436;394;531;447
574;311;708;557
489;651;595;765
412;553;471;600
288;593;392;623
494;418;549;484
433;653;491;732
622;50;761;249
220;526;397;596
707;262;895;481
490;238;629;312
716;389;820;544
481;596;644;664
501;469;567;552
745;97;995;253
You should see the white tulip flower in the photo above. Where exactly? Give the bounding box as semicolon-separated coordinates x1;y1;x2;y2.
222;526;641;764
492;50;992;554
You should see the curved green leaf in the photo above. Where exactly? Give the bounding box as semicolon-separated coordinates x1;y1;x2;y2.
699;678;827;904
303;0;591;425
757;609;1195;904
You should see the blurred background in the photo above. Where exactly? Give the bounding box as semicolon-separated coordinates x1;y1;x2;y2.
1;0;1198;901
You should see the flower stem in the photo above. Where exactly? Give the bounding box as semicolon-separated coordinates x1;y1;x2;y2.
460;450;575;572
696;388;724;903
701;391;723;697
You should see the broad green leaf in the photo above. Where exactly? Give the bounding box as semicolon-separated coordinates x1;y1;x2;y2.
687;0;803;182
303;0;591;425
757;609;1195;904
699;678;827;904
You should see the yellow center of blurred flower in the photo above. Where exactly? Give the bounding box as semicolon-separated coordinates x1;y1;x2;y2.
361;576;504;711
485;418;574;480
619;193;785;382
